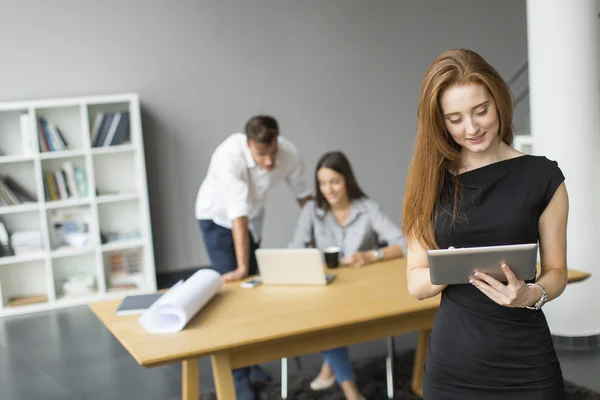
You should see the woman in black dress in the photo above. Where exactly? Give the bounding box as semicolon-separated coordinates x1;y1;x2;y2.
402;49;569;399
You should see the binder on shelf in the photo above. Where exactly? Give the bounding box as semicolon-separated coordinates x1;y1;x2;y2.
0;220;14;257
19;114;34;155
62;162;79;199
3;176;36;203
92;111;130;147
0;180;19;206
90;112;105;145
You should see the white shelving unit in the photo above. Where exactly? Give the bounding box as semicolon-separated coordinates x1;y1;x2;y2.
0;93;156;317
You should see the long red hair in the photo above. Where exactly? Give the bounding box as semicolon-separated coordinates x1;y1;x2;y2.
402;49;514;250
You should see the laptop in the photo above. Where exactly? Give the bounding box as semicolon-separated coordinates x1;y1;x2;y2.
254;248;336;285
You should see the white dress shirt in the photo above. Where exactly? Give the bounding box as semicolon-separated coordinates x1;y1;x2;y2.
195;133;310;242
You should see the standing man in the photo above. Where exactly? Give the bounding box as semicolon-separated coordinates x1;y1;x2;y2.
195;115;311;400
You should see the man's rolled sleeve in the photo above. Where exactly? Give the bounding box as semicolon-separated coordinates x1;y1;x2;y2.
221;163;250;221
285;153;311;198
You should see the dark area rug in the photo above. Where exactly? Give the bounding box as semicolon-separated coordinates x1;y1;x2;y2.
199;349;600;399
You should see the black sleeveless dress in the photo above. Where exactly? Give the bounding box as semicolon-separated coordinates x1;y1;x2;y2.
422;155;566;400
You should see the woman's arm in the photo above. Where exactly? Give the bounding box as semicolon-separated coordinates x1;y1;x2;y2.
341;244;404;267
534;182;569;302
341;201;405;266
288;201;315;248
406;238;447;300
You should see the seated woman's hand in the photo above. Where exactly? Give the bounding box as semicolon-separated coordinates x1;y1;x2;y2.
469;264;539;308
340;251;373;267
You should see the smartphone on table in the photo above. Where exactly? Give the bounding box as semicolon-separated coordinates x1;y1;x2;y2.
240;278;263;288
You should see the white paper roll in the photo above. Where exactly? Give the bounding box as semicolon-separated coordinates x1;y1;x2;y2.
138;269;222;334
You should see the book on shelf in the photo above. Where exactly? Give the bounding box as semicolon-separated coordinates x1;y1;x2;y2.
91;111;130;147
2;176;36;204
43;162;88;201
101;230;142;244
0;176;36;206
0;219;14;257
37;118;69;152
7;294;48;307
0;179;19;206
19;114;35;155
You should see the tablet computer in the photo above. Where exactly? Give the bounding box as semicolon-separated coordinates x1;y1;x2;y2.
427;243;538;285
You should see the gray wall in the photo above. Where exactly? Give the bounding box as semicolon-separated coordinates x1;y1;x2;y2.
0;0;527;272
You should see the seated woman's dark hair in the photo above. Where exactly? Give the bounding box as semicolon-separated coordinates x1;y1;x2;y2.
315;151;366;211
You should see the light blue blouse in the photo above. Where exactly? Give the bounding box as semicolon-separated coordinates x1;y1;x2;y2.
288;198;406;257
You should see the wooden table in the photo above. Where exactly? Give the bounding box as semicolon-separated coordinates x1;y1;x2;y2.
89;259;591;400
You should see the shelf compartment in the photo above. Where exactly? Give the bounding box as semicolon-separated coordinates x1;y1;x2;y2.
103;247;145;292
0;211;44;259
46;206;94;252
42;156;90;202
35;106;84;151
92;152;138;195
52;252;98;299
0;261;49;309
98;200;142;246
87;102;131;148
0;109;35;157
0;160;39;206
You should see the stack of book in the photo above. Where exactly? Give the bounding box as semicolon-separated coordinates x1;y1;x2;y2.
10;231;43;255
44;161;88;201
62;275;96;297
0;176;36;206
107;250;143;290
37;118;69;152
91;111;130;147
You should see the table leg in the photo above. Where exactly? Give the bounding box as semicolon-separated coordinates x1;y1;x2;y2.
411;329;431;398
211;353;237;400
182;359;199;400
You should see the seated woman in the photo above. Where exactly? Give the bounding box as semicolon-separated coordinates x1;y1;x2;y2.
289;151;405;400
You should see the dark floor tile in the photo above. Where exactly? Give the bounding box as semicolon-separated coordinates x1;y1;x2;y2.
47;352;178;397
557;348;600;393
1;377;83;400
0;346;81;400
85;381;181;400
3;307;125;371
0;346;39;387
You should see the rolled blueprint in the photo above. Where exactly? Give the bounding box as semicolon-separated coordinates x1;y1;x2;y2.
138;268;222;334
